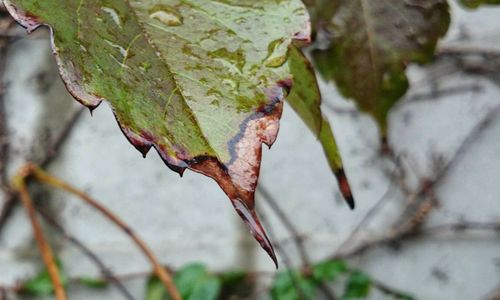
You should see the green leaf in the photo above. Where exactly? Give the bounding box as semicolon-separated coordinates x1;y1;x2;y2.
78;277;109;289
146;263;222;300
311;0;450;135
4;0;311;262
287;46;354;209
20;261;68;296
21;271;57;296
146;276;167;300
458;0;500;8
271;271;316;300
174;264;209;298
188;277;221;300
218;271;251;298
312;260;348;282
343;271;372;299
219;271;247;285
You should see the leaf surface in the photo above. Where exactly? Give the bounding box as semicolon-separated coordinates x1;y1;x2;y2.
4;0;311;265
311;0;450;134
342;271;372;299
271;271;316;300
146;263;221;300
287;47;354;209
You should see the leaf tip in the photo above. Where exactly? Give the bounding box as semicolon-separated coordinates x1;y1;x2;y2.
232;199;278;268
335;168;355;210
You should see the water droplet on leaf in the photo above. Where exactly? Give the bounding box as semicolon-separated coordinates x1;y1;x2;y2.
101;6;122;28
149;5;183;26
265;39;289;68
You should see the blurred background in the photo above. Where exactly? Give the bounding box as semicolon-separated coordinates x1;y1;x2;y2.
0;2;499;300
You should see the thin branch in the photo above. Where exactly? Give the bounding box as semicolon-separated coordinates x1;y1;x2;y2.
0;14;11;234
400;84;484;105
334;166;400;255
27;165;182;300
437;46;500;58
371;278;415;299
333;102;500;260
0;108;84;234
258;185;311;267
422;222;500;235
11;167;67;300
36;208;136;300
332;221;500;260
39;108;85;168
258;207;316;300
258;185;337;300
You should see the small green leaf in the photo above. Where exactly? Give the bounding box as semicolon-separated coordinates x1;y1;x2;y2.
343;271;372;299
146;263;222;300
271;272;316;300
78;277;109;289
218;271;251;298
312;260;348;282
21;271;56;296
219;271;247;286
146;276;167;300
189;277;221;300
20;261;68;296
174;264;209;298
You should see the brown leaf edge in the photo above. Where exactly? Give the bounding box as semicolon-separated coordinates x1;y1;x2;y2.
4;1;312;267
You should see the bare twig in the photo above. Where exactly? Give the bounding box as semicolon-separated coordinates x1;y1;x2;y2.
11;167;67;300
0;13;12;233
371;278;415;299
39;108;85;168
422;221;500;235
332;221;500;260
258;208;317;300
258;186;311;268
36;208;136;300
27;165;182;300
0;108;84;233
328;103;500;261
334;164;402;255
258;185;337;300
401;84;484;105
437;46;500;58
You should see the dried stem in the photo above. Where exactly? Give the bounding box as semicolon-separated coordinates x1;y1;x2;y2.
11;167;67;300
27;165;181;300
